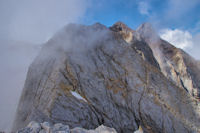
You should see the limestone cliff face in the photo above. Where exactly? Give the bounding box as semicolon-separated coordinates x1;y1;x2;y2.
13;23;200;133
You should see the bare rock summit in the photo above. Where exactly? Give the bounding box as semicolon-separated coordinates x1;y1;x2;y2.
13;22;200;133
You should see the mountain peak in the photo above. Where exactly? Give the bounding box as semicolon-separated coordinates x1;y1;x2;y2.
109;21;135;43
13;22;200;133
110;21;134;33
137;22;153;30
136;22;159;43
137;22;155;35
91;22;107;30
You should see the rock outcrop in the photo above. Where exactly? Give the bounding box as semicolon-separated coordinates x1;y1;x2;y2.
13;22;200;133
17;121;117;133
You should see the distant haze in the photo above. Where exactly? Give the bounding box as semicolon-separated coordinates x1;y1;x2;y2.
0;0;89;132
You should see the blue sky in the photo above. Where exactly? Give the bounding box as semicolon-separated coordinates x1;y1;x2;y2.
81;0;200;33
78;0;200;59
1;0;199;43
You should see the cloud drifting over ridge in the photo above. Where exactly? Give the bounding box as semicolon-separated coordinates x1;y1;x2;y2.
160;29;200;60
160;29;193;49
136;0;200;60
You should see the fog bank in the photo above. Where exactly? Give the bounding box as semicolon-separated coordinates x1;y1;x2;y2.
0;0;89;132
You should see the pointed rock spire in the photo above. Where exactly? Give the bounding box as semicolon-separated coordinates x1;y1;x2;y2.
110;21;134;33
110;21;135;43
136;22;159;43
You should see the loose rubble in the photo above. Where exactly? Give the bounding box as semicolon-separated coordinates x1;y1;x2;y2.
17;121;117;133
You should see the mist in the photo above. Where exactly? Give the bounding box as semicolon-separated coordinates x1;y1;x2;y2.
0;0;89;132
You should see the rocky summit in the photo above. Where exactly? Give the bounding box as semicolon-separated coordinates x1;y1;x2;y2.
13;22;200;133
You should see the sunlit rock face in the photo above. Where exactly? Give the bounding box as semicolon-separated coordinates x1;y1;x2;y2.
13;22;200;133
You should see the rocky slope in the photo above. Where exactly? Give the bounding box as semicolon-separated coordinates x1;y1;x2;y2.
13;22;200;133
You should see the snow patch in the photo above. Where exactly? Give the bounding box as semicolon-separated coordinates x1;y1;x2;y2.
70;91;87;102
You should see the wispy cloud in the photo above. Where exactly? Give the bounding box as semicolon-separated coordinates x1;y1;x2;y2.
138;1;150;15
187;33;200;60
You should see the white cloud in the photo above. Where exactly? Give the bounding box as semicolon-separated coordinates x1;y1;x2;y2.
138;1;150;15
160;29;193;49
187;33;200;60
160;29;200;60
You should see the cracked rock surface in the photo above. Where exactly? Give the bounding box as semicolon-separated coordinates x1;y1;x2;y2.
13;22;200;133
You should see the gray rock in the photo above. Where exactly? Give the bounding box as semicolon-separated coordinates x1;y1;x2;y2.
110;22;160;70
53;123;69;133
94;125;117;133
70;127;88;133
133;126;143;133
13;22;200;133
39;129;46;133
71;125;117;133
41;122;51;133
55;131;67;133
27;121;41;133
17;121;41;133
17;122;115;133
17;127;32;133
